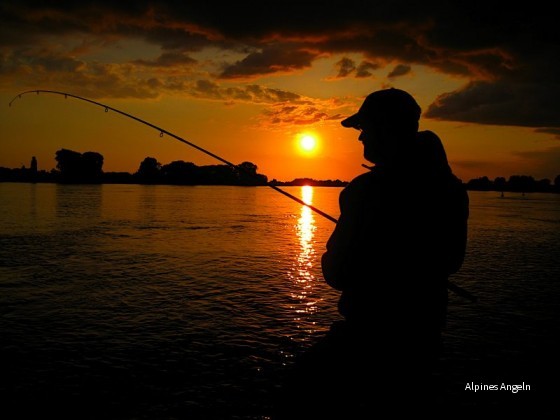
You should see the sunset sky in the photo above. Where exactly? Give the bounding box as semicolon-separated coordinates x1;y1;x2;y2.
1;1;558;183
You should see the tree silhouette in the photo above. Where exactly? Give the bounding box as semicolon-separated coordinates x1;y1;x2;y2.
161;160;198;184
494;177;507;191
197;164;237;185
508;175;536;193
136;157;161;183
237;161;268;185
82;152;104;178
55;149;104;183
466;176;492;191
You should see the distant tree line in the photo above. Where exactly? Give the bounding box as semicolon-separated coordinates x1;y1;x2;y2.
466;175;560;193
270;177;349;187
134;157;268;186
1;149;559;193
0;149;268;186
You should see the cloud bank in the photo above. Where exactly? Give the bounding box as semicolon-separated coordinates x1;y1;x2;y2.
1;1;558;128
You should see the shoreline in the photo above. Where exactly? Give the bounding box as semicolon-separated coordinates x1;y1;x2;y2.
2;179;560;194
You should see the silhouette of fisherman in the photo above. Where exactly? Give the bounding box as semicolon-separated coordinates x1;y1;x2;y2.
274;88;468;418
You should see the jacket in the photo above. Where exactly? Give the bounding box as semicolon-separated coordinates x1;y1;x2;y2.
321;131;469;332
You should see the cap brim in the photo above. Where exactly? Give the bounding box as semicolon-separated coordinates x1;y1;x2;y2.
341;113;361;128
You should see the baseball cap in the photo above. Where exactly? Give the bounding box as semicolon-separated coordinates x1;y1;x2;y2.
341;88;421;129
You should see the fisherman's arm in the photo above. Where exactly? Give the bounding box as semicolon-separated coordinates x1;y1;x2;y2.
321;185;362;290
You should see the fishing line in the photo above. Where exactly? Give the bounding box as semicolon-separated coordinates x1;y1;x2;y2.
9;89;476;301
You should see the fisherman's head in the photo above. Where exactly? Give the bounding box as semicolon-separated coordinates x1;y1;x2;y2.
341;88;421;165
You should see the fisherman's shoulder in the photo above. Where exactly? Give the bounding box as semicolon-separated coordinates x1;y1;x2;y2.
340;169;380;201
417;130;441;141
346;170;380;189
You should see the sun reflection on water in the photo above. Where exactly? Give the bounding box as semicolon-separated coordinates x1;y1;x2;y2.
288;186;320;339
296;186;315;285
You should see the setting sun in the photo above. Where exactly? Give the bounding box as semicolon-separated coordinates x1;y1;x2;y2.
297;133;319;156
301;135;316;151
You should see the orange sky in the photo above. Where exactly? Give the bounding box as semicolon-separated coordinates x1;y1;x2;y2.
1;2;559;183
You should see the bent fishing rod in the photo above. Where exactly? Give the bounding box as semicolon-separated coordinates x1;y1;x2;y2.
9;90;336;223
9;89;476;302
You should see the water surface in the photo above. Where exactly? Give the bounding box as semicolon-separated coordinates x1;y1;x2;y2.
1;183;558;417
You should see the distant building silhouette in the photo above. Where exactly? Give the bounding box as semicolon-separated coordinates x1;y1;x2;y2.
29;156;38;182
30;156;37;174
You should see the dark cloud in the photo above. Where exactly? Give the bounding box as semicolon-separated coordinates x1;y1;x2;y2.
134;52;197;67
355;61;379;78
1;1;558;128
425;80;560;128
263;104;332;126
334;58;379;79
219;45;319;79
335;57;356;78
0;47;83;75
141;26;226;52
188;80;303;105
388;64;411;78
0;47;160;98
